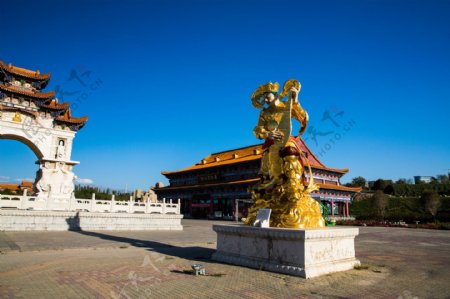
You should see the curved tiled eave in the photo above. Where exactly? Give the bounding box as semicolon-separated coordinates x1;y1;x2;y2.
0;84;54;100
0;60;50;81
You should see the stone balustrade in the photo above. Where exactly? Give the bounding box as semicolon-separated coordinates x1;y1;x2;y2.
0;194;180;215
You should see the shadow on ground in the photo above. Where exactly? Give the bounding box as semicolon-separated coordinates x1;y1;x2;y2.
66;213;215;261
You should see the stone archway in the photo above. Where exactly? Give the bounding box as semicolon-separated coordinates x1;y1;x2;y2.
0;133;44;159
0;61;87;202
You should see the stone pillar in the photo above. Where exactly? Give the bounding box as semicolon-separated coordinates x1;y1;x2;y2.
331;199;335;216
210;198;214;215
235;199;239;222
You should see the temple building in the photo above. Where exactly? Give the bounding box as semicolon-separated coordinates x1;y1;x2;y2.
0;180;33;194
0;61;88;200
153;139;360;219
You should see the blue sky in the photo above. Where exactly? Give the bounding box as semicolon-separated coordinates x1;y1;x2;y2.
1;0;449;190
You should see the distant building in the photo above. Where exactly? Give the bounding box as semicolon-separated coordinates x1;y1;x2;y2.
0;180;33;194
414;176;435;184
153;140;360;219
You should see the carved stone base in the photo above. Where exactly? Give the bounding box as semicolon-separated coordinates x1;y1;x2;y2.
212;224;360;278
34;159;77;201
0;210;183;231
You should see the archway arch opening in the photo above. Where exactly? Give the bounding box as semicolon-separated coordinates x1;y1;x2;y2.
0;138;40;195
0;134;44;159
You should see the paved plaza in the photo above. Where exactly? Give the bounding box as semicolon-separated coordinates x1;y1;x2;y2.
0;220;449;299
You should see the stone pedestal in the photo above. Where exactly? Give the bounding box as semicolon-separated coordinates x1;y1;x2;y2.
212;224;360;278
34;159;78;203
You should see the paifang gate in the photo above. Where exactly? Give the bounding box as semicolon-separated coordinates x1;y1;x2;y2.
0;61;88;202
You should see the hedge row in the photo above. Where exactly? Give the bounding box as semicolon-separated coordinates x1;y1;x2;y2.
350;196;450;222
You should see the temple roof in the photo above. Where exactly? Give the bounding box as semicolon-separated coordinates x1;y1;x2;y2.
162;138;349;176
153;178;260;191
21;181;33;188
0;61;88;132
316;183;361;192
39;99;69;111
0;83;55;100
154;178;360;193
0;183;21;191
0;61;50;81
0;180;33;192
55;109;88;125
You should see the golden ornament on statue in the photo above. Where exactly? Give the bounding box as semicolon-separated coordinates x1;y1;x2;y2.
245;79;325;229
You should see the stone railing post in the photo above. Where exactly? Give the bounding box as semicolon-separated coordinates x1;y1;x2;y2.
162;198;166;214
110;194;115;212
145;199;150;214
90;193;96;212
177;198;181;214
20;190;27;210
129;195;134;213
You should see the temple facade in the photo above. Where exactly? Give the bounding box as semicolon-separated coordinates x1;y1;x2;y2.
0;61;87;201
154;139;360;219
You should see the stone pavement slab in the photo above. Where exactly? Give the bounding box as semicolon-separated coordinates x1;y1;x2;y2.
0;220;449;298
0;219;229;252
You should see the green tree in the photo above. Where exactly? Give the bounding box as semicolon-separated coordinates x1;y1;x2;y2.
436;175;449;184
384;184;395;195
373;190;388;219
0;189;16;195
395;178;408;184
349;176;367;188
421;191;441;222
373;179;386;191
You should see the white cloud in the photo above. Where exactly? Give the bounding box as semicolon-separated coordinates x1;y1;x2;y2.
0;176;10;182
76;178;94;185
